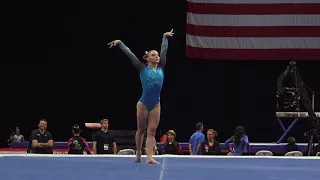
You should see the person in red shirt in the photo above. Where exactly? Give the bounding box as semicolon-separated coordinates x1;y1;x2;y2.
160;133;167;143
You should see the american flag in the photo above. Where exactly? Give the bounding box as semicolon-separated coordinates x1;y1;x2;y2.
186;0;320;60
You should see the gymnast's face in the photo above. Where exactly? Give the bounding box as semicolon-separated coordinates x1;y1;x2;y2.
146;50;160;64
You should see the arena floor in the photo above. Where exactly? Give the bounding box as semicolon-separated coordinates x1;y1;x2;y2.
0;154;319;180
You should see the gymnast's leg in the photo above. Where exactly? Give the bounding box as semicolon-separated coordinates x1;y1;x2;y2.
135;101;148;163
146;102;161;164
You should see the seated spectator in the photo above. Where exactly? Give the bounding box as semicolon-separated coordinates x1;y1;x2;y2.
225;126;249;156
12;127;25;142
285;137;299;153
7;127;24;147
198;129;221;155
163;130;182;155
68;124;92;154
30;119;53;154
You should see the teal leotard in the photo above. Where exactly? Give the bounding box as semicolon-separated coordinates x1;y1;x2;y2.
118;36;168;111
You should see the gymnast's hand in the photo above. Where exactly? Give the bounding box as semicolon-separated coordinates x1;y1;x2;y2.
163;29;174;37
107;40;121;48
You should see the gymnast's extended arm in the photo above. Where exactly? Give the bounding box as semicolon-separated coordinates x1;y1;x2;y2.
159;29;174;68
159;36;168;68
107;40;146;72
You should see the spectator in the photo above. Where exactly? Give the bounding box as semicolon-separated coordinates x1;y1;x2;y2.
12;127;25;142
7;127;24;147
285;137;299;153
30;119;53;154
92;119;117;154
68;124;92;154
198;129;221;155
160;133;167;143
225;126;249;156
189;122;205;155
163;130;182;155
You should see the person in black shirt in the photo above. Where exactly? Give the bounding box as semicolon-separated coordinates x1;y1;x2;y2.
68;124;92;154
285;137;299;153
163;130;182;155
30;119;53;154
92;119;117;154
198;129;221;155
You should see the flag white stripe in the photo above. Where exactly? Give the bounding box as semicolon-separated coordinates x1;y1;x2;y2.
187;13;320;27
187;0;320;4
186;34;320;49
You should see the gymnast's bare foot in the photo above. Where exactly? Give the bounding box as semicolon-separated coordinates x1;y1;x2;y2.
135;151;142;163
146;158;160;164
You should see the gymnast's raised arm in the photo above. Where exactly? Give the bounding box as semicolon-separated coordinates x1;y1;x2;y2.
159;29;174;68
108;40;146;72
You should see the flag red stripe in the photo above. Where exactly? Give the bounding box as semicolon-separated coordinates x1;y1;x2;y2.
186;2;320;15
186;46;320;60
186;24;320;37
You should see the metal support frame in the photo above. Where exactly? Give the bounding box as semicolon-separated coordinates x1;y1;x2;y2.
276;116;300;144
276;111;320;144
276;93;315;144
276;61;319;155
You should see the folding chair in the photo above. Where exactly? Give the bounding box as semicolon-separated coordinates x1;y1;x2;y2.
255;150;273;156
117;149;135;155
284;151;303;156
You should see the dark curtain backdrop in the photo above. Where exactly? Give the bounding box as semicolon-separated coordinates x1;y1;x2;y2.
2;1;320;147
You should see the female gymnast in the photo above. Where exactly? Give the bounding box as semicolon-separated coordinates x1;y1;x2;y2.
107;29;174;164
